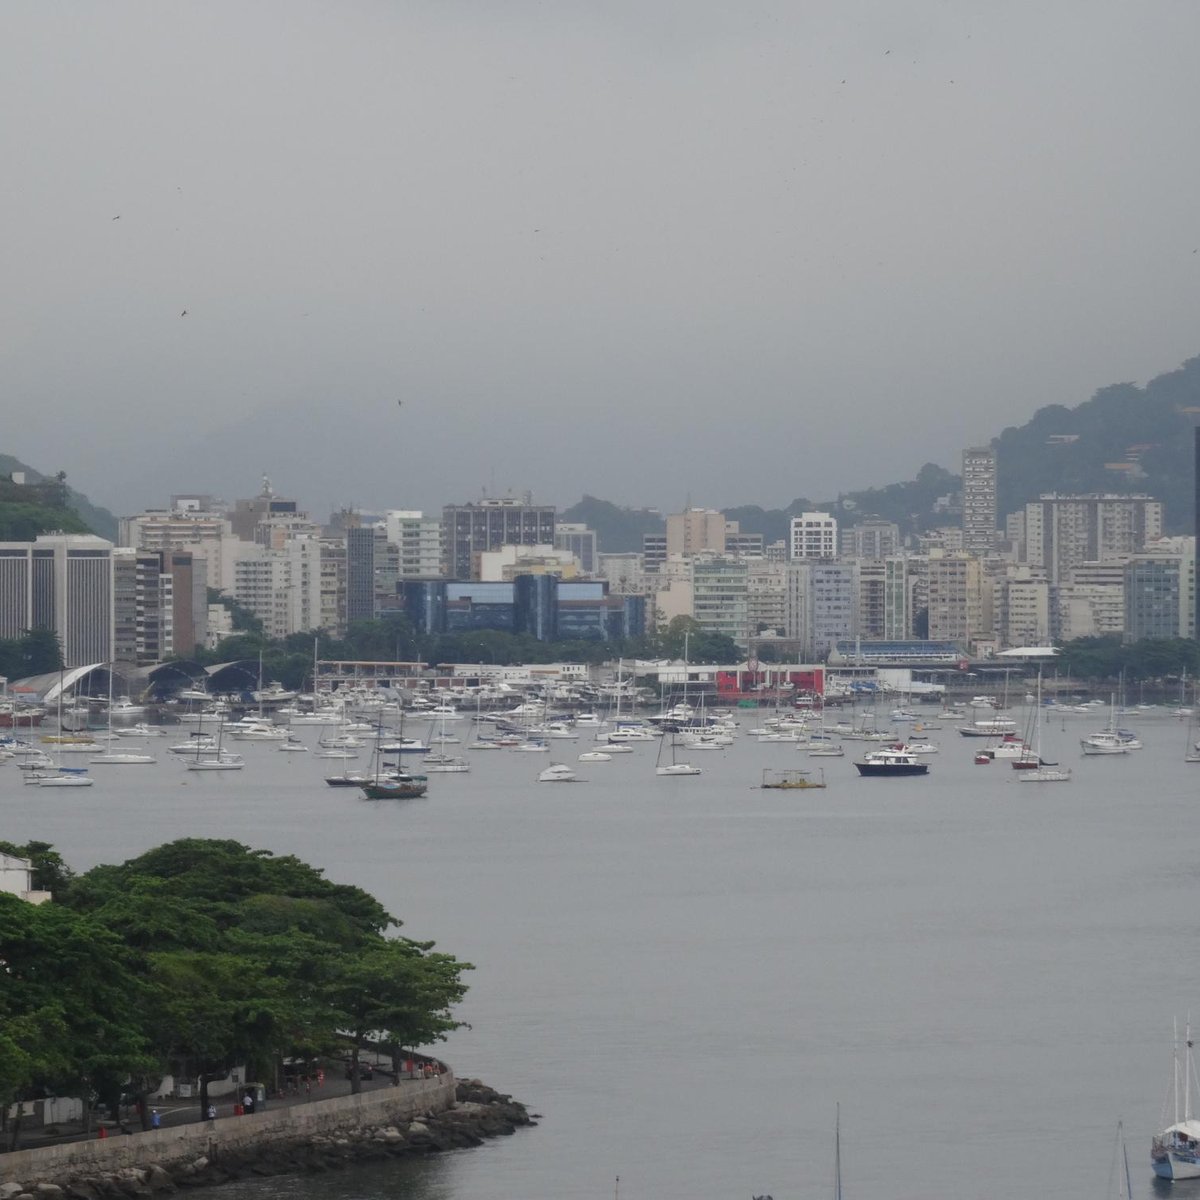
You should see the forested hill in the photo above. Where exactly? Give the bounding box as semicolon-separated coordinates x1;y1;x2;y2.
0;454;117;540
566;355;1200;550
993;355;1200;531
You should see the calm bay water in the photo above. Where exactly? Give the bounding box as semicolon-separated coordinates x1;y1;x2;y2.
4;705;1198;1200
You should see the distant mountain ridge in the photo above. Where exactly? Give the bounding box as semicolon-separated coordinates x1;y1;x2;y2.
567;355;1200;550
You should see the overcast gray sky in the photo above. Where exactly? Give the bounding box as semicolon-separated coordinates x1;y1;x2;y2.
4;1;1199;521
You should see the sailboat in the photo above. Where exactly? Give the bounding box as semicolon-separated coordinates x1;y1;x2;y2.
1017;670;1071;783
654;732;701;776
185;717;244;771
1080;695;1142;754
89;666;157;765
1152;1019;1200;1179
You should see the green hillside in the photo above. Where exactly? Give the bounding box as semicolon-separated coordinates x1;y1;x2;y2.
0;455;117;540
993;355;1200;531
559;495;664;553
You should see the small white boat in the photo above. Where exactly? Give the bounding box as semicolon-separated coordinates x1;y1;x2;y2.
107;697;146;718
114;723;165;738
600;742;634;754
513;740;549;753
169;735;218;755
806;743;845;757
538;762;578;782
578;751;612;763
229;722;287;742
905;741;939;755
655;762;702;776
277;737;309;753
545;722;580;740
88;749;157;765
185;754;245;771
37;768;95;787
421;753;470;773
315;748;358;760
468;739;504;750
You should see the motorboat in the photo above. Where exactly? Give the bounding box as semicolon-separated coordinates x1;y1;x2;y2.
107;697;146;718
228;721;287;742
853;745;929;777
277;736;309;753
425;704;464;721
545;722;580;740
114;723;165;738
513;740;549;752
1080;729;1141;755
806;743;845;757
578;751;612;763
538;762;578;782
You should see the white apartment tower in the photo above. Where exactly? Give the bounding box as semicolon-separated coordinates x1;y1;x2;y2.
962;446;997;555
789;512;838;560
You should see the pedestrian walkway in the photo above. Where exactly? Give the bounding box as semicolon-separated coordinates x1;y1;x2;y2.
4;1060;442;1154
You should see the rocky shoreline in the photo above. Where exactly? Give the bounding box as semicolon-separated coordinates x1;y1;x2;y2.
0;1081;535;1200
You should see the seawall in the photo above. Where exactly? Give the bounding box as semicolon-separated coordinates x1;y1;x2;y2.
0;1073;456;1186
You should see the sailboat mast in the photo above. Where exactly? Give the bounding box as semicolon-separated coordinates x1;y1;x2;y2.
1121;1122;1132;1200
1176;1017;1182;1125
834;1102;842;1200
1188;1017;1194;1124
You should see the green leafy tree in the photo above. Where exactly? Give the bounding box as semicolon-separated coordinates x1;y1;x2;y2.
325;938;471;1093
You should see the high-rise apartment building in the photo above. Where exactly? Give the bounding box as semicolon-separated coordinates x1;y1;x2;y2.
1023;494;1163;583
345;526;378;624
962;446;997;555
841;520;901;560
382;511;444;578
442;497;556;580
1125;555;1183;641
666;508;727;558
925;554;983;649
0;535;114;667
233;537;323;639
784;561;855;659
690;555;750;647
554;523;598;575
789;512;838;560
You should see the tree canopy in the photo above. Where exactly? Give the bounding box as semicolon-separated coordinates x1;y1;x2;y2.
0;839;471;1142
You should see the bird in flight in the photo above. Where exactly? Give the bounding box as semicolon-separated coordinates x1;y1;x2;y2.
180;309;188;317
112;215;120;220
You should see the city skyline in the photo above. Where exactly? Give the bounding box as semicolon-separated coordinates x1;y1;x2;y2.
4;3;1200;520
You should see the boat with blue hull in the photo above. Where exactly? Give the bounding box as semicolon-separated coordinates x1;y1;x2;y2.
1153;1021;1200;1179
